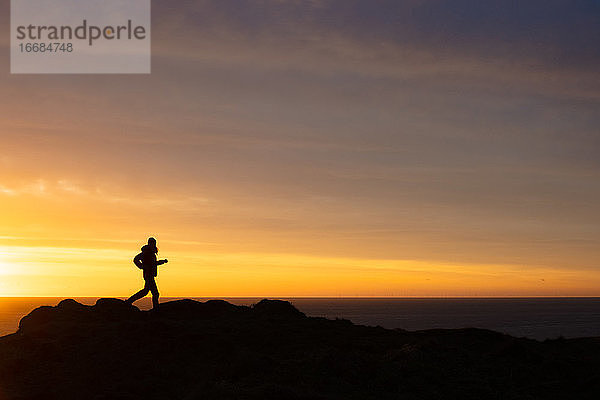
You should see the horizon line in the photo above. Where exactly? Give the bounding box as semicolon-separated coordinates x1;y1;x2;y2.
3;295;600;299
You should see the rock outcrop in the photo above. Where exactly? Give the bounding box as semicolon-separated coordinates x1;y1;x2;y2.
1;298;599;399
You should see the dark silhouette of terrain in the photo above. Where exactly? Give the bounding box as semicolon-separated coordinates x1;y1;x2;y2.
1;299;600;399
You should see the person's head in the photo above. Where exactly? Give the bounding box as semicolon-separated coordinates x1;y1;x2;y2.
147;237;158;253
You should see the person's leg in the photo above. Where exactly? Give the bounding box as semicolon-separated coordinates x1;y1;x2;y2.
147;278;160;309
126;281;151;305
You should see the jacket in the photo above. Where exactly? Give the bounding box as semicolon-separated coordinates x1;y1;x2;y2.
134;244;159;278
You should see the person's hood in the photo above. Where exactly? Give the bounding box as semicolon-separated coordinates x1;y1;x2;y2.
141;244;152;252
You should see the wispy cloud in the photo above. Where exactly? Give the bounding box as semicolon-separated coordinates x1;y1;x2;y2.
0;179;211;212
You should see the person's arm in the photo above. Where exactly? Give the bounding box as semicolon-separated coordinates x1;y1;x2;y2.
157;259;168;266
133;252;144;269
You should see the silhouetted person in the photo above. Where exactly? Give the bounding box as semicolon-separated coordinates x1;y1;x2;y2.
126;237;168;309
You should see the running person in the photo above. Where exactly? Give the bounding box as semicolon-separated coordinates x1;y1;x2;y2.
126;237;168;309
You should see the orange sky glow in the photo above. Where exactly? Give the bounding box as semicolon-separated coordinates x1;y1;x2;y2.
1;1;599;297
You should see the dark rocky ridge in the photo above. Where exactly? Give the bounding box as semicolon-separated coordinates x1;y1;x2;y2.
1;298;600;399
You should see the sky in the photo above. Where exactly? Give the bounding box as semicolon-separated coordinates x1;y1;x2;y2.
0;0;599;297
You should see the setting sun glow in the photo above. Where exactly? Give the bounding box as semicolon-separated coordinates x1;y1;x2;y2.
1;0;599;298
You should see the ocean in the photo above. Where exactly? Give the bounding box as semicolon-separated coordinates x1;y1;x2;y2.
2;297;600;340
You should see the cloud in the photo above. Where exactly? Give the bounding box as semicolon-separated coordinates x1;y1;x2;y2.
0;178;211;212
0;180;47;196
150;0;600;90
0;0;598;274
0;185;16;196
